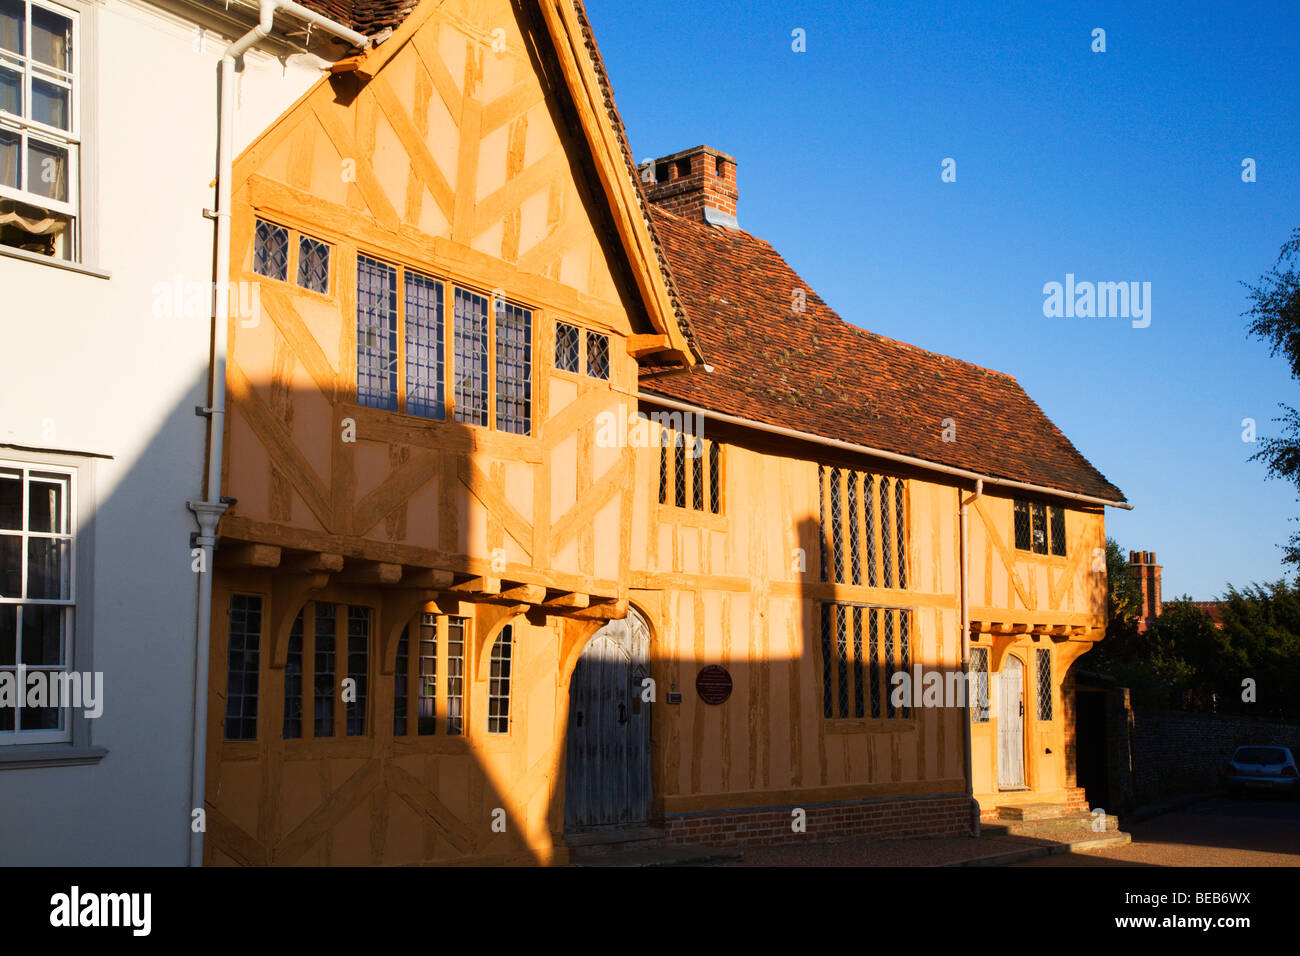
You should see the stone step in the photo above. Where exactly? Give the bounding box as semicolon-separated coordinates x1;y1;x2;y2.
995;802;1084;822
982;815;1120;840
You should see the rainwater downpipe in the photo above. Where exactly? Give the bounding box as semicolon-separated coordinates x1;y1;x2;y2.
187;0;370;867
960;478;983;836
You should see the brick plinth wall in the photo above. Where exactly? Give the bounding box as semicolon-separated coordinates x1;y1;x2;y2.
664;793;972;849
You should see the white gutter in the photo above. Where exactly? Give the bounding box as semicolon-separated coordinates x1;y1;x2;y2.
640;392;1132;511
959;479;983;836
187;0;371;868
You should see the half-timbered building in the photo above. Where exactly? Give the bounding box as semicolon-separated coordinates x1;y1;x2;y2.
202;0;1127;865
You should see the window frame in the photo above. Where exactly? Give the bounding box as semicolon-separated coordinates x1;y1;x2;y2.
820;601;913;723
392;611;471;739
253;217;332;296
657;426;723;518
352;249;536;436
551;318;612;382
0;456;75;745
0;448;101;767
1012;498;1068;558
0;0;89;263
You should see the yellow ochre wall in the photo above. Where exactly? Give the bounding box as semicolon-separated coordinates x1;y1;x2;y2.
203;0;1109;865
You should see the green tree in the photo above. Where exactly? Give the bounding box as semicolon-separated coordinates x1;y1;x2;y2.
1243;227;1300;566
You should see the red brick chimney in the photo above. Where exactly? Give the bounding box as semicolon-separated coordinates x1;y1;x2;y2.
639;146;738;227
1129;550;1162;632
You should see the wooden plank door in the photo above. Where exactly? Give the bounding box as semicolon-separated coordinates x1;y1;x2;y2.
564;609;652;831
998;655;1025;789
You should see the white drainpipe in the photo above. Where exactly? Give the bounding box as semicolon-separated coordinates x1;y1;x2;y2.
960;478;983;836
187;0;370;867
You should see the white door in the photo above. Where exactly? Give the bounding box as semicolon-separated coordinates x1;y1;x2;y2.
998;656;1025;789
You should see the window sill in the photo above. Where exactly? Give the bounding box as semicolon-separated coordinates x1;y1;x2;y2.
0;743;108;770
0;244;111;279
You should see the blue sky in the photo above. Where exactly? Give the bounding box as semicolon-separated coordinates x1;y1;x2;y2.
585;0;1300;600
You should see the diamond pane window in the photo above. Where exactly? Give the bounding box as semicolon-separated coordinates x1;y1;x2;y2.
488;625;512;734
674;434;686;508
356;254;398;411
851;605;864;718
1031;502;1048;554
1014;499;1032;551
829;468;844;583
879;477;893;588
895;478;907;589
494;299;532;435
405;270;445;419
867;607;881;718
1050;506;1067;556
658;428;668;505
555;321;580;372
254;220;289;281
848;475;861;585
971;646;990;722
692;438;704;510
297;234;330;293
898;611;910;717
863;475;877;586
883;609;896;718
224;594;261;741
1037;647;1053;721
708;440;721;514
819;603;832;718
818;465;827;583
835;603;848;718
586;331;610;380
453;289;489;427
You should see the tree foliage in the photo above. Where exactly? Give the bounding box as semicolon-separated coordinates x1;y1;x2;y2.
1090;537;1300;719
1243;227;1300;565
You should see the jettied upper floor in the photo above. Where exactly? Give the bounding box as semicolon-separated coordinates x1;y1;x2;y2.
216;0;704;617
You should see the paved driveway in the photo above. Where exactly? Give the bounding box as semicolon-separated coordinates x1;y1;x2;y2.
1012;796;1300;866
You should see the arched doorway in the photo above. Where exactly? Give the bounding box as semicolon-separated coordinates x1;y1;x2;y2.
998;654;1026;789
564;608;652;832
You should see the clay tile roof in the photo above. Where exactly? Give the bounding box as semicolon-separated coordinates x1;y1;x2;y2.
643;207;1126;503
295;0;421;36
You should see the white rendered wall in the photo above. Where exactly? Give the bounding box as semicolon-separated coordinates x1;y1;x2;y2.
0;0;325;864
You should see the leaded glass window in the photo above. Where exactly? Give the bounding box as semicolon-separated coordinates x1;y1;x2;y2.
586;330;610;380
971;646;990;722
224;594;261;740
254;220;289;281
488;625;512;734
494;299;532;435
404;270;444;419
297;234;330;293
555;321;580;372
283;611;303;739
356;254;398;411
453;288;489;427
1037;647;1053;721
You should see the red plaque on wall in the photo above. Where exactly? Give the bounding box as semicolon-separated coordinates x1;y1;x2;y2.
695;665;733;705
